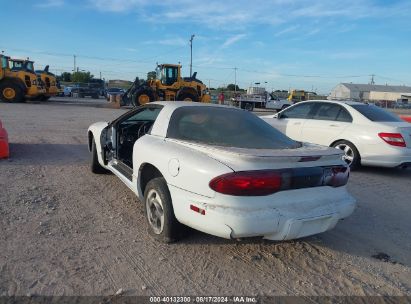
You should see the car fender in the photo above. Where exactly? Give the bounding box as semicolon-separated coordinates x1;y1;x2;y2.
328;124;373;155
87;121;109;166
132;135;233;199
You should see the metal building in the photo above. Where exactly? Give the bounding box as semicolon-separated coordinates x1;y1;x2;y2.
329;83;411;102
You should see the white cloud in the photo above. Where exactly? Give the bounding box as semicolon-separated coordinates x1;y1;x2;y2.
90;0;147;12
87;0;411;30
143;37;187;47
35;0;64;8
122;47;139;52
274;25;299;37
222;34;246;48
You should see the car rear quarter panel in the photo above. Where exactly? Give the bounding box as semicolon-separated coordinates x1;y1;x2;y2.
132;135;233;199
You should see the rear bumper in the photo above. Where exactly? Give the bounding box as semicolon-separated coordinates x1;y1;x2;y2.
361;146;411;167
169;185;356;240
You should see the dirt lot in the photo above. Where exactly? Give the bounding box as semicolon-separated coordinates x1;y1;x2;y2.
1;98;411;297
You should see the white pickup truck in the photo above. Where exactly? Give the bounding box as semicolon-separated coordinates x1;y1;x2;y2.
233;91;292;111
265;98;292;111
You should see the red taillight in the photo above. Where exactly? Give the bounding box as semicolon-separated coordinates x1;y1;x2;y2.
209;171;282;196
210;166;349;196
378;132;406;147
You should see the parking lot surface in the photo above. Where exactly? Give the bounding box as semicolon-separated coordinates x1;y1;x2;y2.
0;98;410;296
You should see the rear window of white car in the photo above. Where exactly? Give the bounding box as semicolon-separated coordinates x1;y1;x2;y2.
351;104;403;122
167;106;301;149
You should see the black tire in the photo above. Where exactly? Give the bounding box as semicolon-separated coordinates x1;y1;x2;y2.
132;88;154;107
90;138;107;174
43;96;51;101
332;140;361;170
177;91;199;102
93;94;99;99
244;102;254;111
240;101;254;111
281;104;289;110
144;177;183;243
0;81;25;103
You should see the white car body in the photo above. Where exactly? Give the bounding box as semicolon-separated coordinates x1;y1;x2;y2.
261;100;411;168
88;102;356;241
265;98;292;111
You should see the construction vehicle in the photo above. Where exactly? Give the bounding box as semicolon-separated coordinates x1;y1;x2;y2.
287;90;323;103
35;65;61;101
287;89;307;103
0;55;45;103
123;63;211;107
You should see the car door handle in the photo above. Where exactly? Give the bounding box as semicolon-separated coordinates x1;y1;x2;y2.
293;122;301;125
329;124;339;127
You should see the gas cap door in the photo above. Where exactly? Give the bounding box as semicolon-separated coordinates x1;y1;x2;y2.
168;158;180;177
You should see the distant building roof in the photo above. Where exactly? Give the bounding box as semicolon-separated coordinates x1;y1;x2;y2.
341;83;411;93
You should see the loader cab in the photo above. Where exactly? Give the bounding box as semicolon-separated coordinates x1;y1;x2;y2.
0;56;9;78
10;59;35;73
156;64;179;86
1;55;9;70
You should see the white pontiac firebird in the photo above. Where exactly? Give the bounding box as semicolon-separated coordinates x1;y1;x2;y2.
88;101;356;243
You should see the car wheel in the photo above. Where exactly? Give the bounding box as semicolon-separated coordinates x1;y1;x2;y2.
90;138;107;174
244;102;254;111
281;104;289;111
144;177;183;243
332;140;361;170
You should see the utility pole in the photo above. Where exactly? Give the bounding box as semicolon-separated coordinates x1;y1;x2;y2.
370;74;375;85
99;71;102;79
189;34;195;77
73;55;76;73
234;67;237;93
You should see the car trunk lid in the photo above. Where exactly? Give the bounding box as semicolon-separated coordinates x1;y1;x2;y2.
168;139;344;171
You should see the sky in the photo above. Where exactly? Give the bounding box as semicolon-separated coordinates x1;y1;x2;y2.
1;0;411;93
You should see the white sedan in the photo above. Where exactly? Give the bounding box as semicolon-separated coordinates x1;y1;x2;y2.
261;100;411;169
88;102;356;242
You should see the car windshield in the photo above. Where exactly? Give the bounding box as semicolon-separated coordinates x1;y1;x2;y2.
167;106;301;149
351;104;403;122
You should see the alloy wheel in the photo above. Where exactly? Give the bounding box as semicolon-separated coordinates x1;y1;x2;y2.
145;189;165;234
335;143;354;166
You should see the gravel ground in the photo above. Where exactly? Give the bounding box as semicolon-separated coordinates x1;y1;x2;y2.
0;98;410;297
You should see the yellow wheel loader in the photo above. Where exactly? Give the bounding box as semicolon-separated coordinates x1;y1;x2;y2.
35;65;61;101
0;55;45;103
123;63;211;107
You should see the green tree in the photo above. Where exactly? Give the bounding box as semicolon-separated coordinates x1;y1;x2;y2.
60;72;71;82
147;71;156;80
226;83;240;91
71;71;94;83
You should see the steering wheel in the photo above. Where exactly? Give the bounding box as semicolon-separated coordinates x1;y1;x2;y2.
137;121;154;138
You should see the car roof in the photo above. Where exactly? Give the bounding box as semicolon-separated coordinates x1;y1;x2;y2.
150;101;234;110
299;99;364;106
